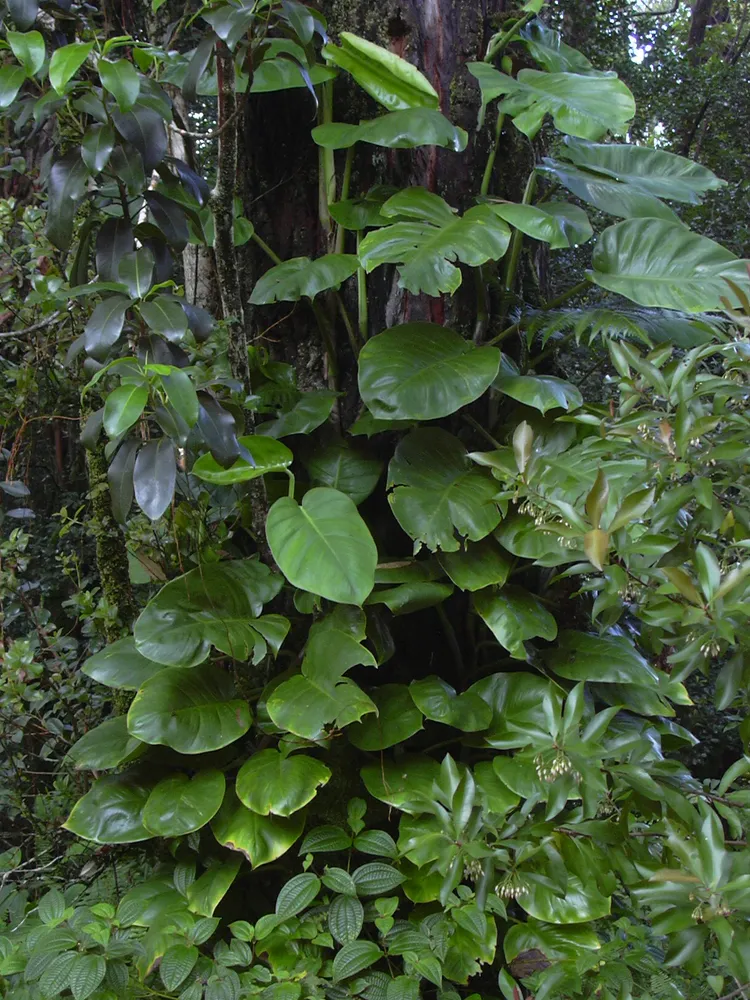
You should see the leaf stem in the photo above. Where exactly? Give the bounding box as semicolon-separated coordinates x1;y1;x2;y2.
480;112;505;197
335;292;360;357
356;233;368;340
251;232;282;266
286;469;296;498
334;146;355;255
484;10;536;63
437;605;464;676
318;82;336;236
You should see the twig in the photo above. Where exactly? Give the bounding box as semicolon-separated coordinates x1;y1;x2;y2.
0;311;63;339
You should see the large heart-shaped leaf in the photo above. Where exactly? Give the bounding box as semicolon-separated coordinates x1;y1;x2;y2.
519;20;598;74
64;772;152;844
82;636;167;690
359;189;511;296
142;770;226;837
266;488;377;605
468;63;635;139
358;323;500;420
304;441;382;505
348;684;424;750
250;255;359;304
211;787;304;867
589;218;750;312
489;201;592;249
544;630;659;686
409;677;492;733
387;429;501;553
185;858;241;917
66;716;144;770
470;672;563;749
560;136;725;204
519;876;611;924
438;538;511;592
134;559;283;667
361;756;440;815
493;372;582;414
312;109;466;151
322;32;438;112
127;663;251;753
236;750;331;816
474;586;558;659
267;606;377;739
192;436;293;485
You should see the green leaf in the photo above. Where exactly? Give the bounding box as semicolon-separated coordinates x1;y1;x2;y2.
116;109;168;172
186;858;241;917
538;157;681;223
438;538;511;591
519;20;597;74
267;606;377;740
39;952;77;996
49;42;93;93
236;750;331;817
82;636;166;690
162;370;199;429
142;770;226;837
267;487;377;605
134;438;176;521
211;787;304;867
359;322;500;420
250;254;359;304
467;63;635;139
37;887;66;924
494;372;582;414
107;440;137;524
304;441;382;505
560;136;726;204
96;217;134;280
69;953;106;1000
8;0;38;31
183;35;215;102
519;876;611;924
46;149;89;250
118;247;154;299
359;189;510;296
257;389;337;438
361;756;440;815
193;435;293;484
329;895;364;945
84;295;131;357
348;684;424;750
103;383;148;437
160;945;199;991
352;863;405;895
64;772;152;844
127;663;251;753
7;30;45;76
474;586;558;658
323;32;438;112
299;826;353;853
81;123;115;173
490;200;592;249
388;428;501;552
312;109;467;151
330;187;397;230
139;294;189;341
134;559;282;667
332;940;383;982
495;514;584;567
197;394;240;466
353;830;398;857
66;716;144;770
589;219;750;313
471;671;563;749
543;631;659;685
99;58;140;111
0;65;24;107
695;542;721;601
409;676;492;732
276;873;321;919
366;580;453;615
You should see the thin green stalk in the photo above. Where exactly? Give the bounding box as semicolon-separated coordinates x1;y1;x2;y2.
543;279;589;310
311;300;338;380
335;292;360;357
334;146;355;255
356;232;368;339
318;82;336;235
499;170;537;325
484;10;537;62
251;232;282;265
286;469;296;498
462;412;502;449
437;605;463;676
480;112;505;197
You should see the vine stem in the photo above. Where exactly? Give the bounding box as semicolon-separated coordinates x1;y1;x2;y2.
480;112;506;197
318;81;336;236
334;146;355;255
501;170;537;320
484;10;537;62
356;232;368;339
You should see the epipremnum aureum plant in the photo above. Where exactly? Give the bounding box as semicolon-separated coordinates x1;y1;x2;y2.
3;1;750;999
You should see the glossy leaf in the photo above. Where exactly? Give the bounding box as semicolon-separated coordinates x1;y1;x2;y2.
348;684;424;750
197;394;240;467
162;370;199;428
236;750;331;817
267;487;377;605
312;109;467;151
142;770;226;837
359;189;511;296
257;390;336;438
519;876;611;924
490;200;593;249
193;435;292;484
134;438;176;520
46;150;89;250
81;123;115;173
359;323;500;420
127;663;251;753
82;637;166;691
103;383;148;438
84;295;131;357
118;248;154;299
304;441;382;505
494;372;582;413
323;32;438;112
186;858;241;917
388;429;502;552
99;58;140;112
438;538;511;591
96;217;134;281
474;586;558;658
8;0;38;30
49;42;93;93
64;772;152;844
0;65;24;107
544;630;659;685
140;295;189;341
471;671;563;748
107;440;138;524
66;716;144;770
211;787;304;867
250;254;359;304
409;676;492;732
7;30;45;76
590;219;750;313
519;20;597;73
114;108;168;172
361;756;440;815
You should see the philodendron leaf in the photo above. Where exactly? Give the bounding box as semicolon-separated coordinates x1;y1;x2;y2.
359;188;511;296
66;716;144;770
474;586;558;659
361;756;440;815
519;19;598;74
470;671;563;749
493;372;582;414
134;559;283;667
322;32;439;112
236;750;331;816
192;436;292;485
142;770;226;837
543;630;659;686
250;254;359;304
409;677;492;733
186;858;241;917
64;772;152;844
519;875;611;924
304;441;382;505
266;487;377;605
560;136;726;204
127;663;252;753
82;636;167;690
312;109;467;152
589;218;750;313
467;63;635;139
438;538;511;591
489;201;593;249
348;684;424;750
256;389;337;438
211;786;304;867
387;428;502;552
267;606;377;740
358;323;500;420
